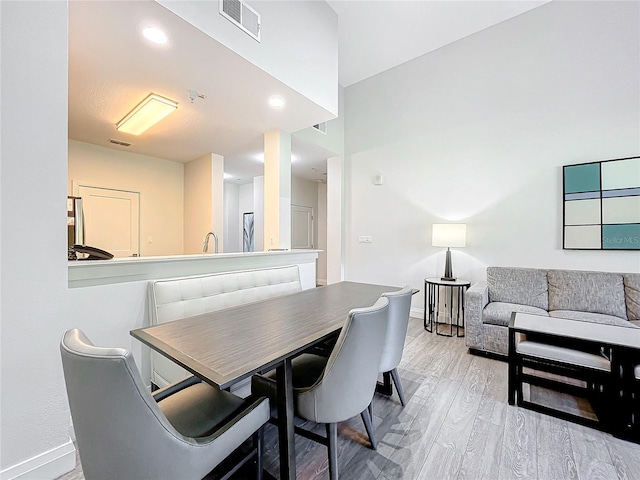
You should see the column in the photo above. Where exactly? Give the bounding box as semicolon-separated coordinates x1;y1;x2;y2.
184;153;224;254
263;130;292;250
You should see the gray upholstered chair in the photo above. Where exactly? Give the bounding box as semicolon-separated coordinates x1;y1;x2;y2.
356;286;414;449
251;296;390;480
378;285;414;406
60;328;270;480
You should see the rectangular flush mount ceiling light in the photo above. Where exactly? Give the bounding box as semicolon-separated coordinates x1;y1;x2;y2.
116;93;178;135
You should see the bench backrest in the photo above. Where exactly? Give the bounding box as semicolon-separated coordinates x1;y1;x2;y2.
148;265;301;387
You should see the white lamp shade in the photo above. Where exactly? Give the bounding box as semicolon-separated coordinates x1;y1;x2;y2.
432;223;466;248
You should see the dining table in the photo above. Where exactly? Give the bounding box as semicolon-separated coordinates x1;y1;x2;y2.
130;280;397;479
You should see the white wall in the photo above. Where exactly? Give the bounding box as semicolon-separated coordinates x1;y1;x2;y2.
317;182;328;284
294;86;345;158
294;87;346;284
291;175;319;250
68;140;184;256
224;183;240;252
157;0;338;116
253;176;265;251
344;1;640;312
0;1;76;478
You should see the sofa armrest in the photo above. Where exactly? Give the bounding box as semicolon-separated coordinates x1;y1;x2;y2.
465;282;488;351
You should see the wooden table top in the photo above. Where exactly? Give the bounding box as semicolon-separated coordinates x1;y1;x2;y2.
131;281;397;390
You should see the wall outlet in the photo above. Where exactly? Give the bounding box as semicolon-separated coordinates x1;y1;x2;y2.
358;236;373;243
147;236;153;244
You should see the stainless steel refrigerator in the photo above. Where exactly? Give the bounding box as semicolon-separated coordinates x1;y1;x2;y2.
67;196;84;248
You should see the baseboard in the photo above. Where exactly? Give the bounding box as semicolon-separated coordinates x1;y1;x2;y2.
316;278;327;286
410;306;424;320
0;439;76;480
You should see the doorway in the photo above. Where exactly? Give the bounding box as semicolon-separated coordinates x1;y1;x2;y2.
76;184;140;257
291;204;314;249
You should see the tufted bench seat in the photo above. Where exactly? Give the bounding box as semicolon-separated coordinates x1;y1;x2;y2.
148;265;302;392
515;333;611;372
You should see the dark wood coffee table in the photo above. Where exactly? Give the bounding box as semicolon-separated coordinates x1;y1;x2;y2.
508;312;640;442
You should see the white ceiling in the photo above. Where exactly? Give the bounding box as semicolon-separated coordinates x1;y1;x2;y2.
68;0;549;184
327;0;550;87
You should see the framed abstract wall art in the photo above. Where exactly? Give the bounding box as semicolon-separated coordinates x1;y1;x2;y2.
563;156;640;250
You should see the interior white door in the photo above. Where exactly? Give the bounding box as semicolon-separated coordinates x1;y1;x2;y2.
291;204;313;249
77;185;140;257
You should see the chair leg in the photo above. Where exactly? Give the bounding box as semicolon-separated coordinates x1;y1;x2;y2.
360;406;377;450
326;423;338;480
255;427;264;480
390;368;406;407
368;400;373;421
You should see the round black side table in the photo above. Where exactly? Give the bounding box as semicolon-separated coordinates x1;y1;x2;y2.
423;277;471;337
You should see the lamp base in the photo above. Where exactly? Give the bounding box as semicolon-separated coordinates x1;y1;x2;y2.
441;248;455;282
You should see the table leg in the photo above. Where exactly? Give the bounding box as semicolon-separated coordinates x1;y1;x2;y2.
508;328;517;405
276;358;296;480
376;371;393;396
424;281;433;332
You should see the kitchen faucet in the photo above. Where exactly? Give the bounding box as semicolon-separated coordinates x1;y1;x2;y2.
202;232;219;254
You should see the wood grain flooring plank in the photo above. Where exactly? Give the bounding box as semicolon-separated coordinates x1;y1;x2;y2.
418;338;457;378
603;434;640;480
567;422;617;480
406;317;426;339
380;378;461;479
56;335;640;480
475;355;509;426
340;395;428;480
419;357;489;479
411;371;440;401
536;413;578;480
441;337;475;382
457;418;504;480
381;368;427;406
498;406;540;479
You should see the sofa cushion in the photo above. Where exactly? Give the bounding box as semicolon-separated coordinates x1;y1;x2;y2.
515;333;611;371
549;310;639;328
483;302;549;327
487;267;548;310
623;273;640;321
547;270;627;320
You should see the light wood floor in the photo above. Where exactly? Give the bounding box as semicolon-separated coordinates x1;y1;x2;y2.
57;317;640;480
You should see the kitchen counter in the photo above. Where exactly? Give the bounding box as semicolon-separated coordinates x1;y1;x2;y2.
68;249;320;288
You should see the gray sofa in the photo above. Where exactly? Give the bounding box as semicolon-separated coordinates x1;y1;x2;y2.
465;267;640;356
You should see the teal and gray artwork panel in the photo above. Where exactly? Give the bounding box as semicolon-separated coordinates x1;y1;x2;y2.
563;156;640;250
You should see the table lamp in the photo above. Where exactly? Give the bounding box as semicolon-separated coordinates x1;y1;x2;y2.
432;223;466;281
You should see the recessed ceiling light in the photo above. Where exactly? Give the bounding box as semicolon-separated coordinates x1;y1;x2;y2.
142;27;168;45
253;153;264;163
268;95;285;109
291;154;298;162
224;172;233;180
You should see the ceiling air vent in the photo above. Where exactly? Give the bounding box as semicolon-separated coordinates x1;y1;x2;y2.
312;122;327;135
109;139;132;147
220;0;261;42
